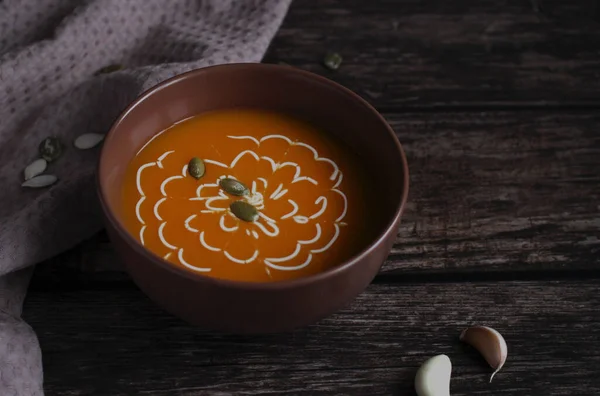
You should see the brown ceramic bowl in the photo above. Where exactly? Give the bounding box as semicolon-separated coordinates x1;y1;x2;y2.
97;63;409;334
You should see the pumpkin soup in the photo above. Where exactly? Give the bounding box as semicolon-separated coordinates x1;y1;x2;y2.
120;109;371;282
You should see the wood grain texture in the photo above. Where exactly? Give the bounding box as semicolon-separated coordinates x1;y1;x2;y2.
386;111;600;274
23;280;600;395
265;0;600;108
33;111;599;280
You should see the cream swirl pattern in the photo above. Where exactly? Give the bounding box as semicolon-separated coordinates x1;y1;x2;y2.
134;134;348;274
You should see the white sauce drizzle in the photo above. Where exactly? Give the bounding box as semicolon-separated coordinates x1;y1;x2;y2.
230;150;260;168
293;142;339;181
278;162;301;179
265;243;301;263
158;222;177;250
259;212;277;224
332;189;348;222
227;135;260;146
257;177;268;190
135;137;347;272
273;189;288;200
220;214;239;232
281;199;299;219
135;196;146;224
204;159;229;168
136;162;156;195
153;197;166;221
309;196;327;219
254;220;279;237
156;150;174;169
184;214;199;233
245;192;264;209
205;196;227;211
160;175;183;196
293;215;309;224
291;176;318;185
311;224;341;254
260;134;293;145
195;183;218;198
298;223;322;245
261;156;277;172
265;253;313;271
200;231;221;252
164;252;172;260
333;172;343;189
139;225;146;245
178;248;211;272
224;249;259;264
270;184;284;200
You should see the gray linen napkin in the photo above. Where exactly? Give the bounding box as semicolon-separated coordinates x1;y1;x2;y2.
0;1;291;394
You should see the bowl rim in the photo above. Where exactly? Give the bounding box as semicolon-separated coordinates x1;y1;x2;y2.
96;62;409;290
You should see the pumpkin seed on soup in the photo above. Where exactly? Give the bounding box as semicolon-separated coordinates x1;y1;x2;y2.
188;157;205;179
230;201;259;222
219;178;249;196
39;137;63;163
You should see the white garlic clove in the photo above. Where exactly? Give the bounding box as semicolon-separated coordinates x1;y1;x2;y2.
22;174;58;188
415;354;452;396
460;326;507;382
74;133;105;149
23;158;47;180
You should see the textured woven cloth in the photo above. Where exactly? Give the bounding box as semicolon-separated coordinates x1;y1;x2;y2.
0;1;291;394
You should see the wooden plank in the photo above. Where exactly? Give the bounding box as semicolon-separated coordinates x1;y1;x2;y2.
265;0;600;108
23;280;600;395
32;110;600;280
385;110;600;275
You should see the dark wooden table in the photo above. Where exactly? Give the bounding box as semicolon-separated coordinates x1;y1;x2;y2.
23;1;600;394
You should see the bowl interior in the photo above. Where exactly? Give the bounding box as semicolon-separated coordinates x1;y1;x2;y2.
98;64;407;278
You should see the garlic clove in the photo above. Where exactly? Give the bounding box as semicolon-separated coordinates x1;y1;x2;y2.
23;158;47;180
460;326;507;382
415;354;452;396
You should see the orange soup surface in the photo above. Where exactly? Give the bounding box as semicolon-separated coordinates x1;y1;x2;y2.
121;109;371;282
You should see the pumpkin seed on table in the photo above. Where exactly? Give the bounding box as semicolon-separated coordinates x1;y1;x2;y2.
23;158;47;180
74;133;104;149
188;157;205;179
230;201;259;222
219;178;249;196
323;52;343;70
22;174;57;188
39;137;63;163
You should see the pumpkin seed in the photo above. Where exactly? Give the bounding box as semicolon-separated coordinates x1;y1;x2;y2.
219;178;249;196
230;201;259;222
323;52;343;70
23;158;47;180
39;137;63;163
94;64;123;75
74;133;105;149
22;174;57;188
188;157;205;179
